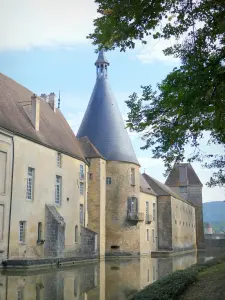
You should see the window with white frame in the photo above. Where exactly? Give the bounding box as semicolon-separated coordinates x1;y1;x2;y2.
106;177;112;184
180;186;187;193
80;164;84;180
153;203;156;221
130;168;135;185
80;204;84;225
19;221;26;243
55;175;62;205
17;288;24;300
57;152;62;168
26;167;34;200
80;182;84;195
145;201;149;223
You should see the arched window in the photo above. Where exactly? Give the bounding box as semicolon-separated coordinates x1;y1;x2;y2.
75;225;78;243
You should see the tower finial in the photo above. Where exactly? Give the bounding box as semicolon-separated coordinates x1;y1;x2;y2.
95;49;110;79
58;90;61;109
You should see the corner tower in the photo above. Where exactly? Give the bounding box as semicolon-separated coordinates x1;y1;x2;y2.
77;51;141;256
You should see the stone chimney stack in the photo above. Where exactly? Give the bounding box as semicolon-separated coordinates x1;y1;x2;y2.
49;93;56;112
31;94;40;131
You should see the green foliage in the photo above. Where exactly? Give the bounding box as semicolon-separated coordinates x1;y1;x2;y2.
88;0;225;186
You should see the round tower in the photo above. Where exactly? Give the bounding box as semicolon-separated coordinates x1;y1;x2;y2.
77;51;142;256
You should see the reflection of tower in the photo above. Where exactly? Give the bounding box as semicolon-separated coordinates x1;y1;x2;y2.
77;51;141;255
165;163;204;249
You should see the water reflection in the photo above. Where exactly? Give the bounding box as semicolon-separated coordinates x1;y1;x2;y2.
0;250;223;300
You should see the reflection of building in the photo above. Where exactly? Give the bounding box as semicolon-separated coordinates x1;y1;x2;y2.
0;252;199;300
0;50;201;266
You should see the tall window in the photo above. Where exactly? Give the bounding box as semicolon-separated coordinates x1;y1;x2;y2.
153;203;156;221
145;201;149;223
37;222;42;241
26;167;34;200
106;177;112;184
80;164;84;180
180;186;187;193
152;229;155;243
17;288;24;300
57;152;62;168
0;204;4;241
19;221;26;243
130;168;135;185
75;225;78;242
147;229;149;241
80;204;84;225
55;175;62;205
80;182;84;195
128;197;138;214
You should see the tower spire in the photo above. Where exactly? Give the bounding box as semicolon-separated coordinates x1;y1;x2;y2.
95;49;110;79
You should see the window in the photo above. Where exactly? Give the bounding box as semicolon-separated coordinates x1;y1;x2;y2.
55;175;62;205
75;225;78;242
74;278;78;297
153;203;156;221
26;167;34;200
80;182;84;195
147;269;150;282
37;222;42;241
80;164;84;180
175;220;177;225
89;173;93;180
153;265;156;282
0;204;4;241
18;288;24;300
36;285;41;300
19;221;26;243
130;168;135;185
80;204;84;225
57;152;62;168
147;229;149;241
0;151;7;194
106;177;112;184
180;186;187;193
179;166;187;183
152;229;155;243
145;201;149;223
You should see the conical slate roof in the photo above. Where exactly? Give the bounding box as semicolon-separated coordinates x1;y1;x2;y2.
77;53;139;165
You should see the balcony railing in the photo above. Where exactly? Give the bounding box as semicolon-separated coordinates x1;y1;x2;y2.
127;212;144;222
145;215;153;224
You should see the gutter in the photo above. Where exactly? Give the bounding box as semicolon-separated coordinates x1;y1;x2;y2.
7;136;15;259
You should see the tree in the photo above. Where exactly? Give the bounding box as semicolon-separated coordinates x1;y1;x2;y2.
88;0;225;186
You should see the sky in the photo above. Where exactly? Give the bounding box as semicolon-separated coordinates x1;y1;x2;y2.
0;0;224;202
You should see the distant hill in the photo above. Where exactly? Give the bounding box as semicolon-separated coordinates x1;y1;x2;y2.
203;201;225;233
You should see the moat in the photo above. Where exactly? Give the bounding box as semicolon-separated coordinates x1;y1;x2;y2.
0;248;224;300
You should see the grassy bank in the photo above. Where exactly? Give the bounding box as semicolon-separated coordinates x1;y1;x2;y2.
128;254;225;300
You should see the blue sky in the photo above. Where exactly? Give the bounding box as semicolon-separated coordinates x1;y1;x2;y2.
0;0;224;202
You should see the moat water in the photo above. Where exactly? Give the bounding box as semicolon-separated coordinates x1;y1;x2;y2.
0;248;224;300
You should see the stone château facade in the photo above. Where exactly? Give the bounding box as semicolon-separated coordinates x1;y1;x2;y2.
0;51;202;267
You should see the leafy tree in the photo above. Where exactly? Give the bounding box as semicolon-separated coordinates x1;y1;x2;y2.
88;0;225;186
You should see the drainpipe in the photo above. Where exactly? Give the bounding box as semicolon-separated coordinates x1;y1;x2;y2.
7;136;15;259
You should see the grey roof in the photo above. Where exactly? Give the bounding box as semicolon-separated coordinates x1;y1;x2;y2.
0;73;86;162
165;163;202;186
78;136;105;159
77;54;139;166
95;49;109;65
142;173;194;206
140;174;157;196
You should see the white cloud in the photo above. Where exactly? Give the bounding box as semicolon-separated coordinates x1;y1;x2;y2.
0;0;98;51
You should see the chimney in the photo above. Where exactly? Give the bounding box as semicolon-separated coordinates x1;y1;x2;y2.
31;94;40;131
49;93;56;112
40;93;48;102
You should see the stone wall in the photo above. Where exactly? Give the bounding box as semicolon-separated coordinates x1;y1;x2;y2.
0;130;13;263
105;161;141;255
87;158;106;258
79;226;97;256
157;196;172;250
